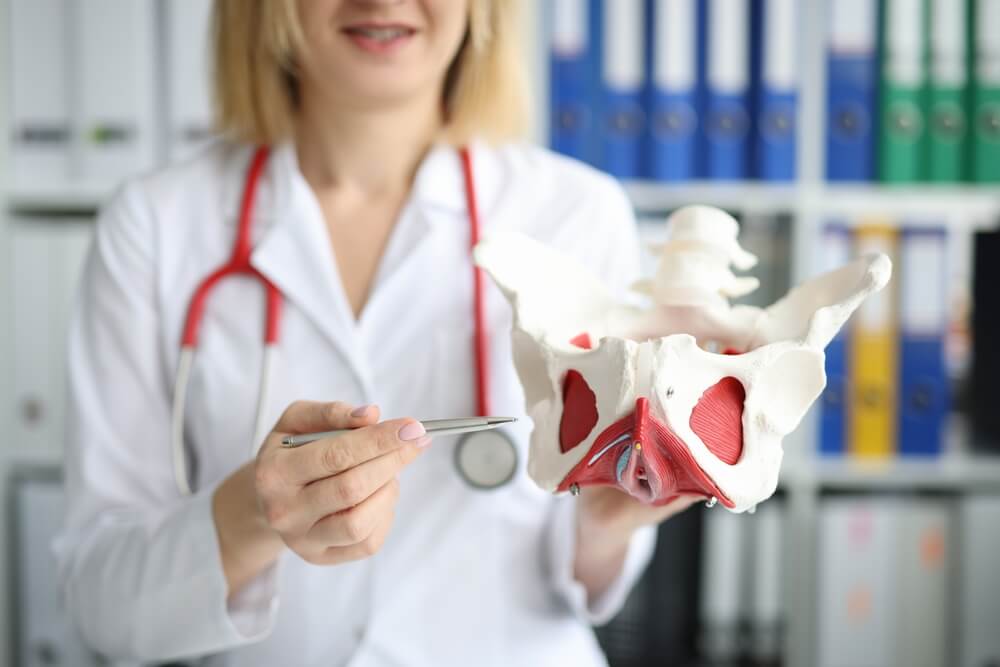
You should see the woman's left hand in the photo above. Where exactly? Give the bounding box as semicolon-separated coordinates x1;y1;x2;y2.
572;487;703;601
577;487;703;540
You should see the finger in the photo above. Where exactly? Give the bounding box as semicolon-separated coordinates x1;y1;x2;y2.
274;401;380;435
285;418;429;484
316;507;395;565
306;478;400;547
296;442;421;517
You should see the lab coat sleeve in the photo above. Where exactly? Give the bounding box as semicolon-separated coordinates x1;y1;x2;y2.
53;182;279;662
544;175;658;625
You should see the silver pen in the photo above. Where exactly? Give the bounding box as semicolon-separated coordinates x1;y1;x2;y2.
281;416;517;448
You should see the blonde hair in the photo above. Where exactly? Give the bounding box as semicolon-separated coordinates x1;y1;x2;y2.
211;0;529;146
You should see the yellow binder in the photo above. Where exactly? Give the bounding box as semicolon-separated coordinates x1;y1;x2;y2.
849;223;898;458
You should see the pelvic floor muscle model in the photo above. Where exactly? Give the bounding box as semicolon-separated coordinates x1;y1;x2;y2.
474;206;891;513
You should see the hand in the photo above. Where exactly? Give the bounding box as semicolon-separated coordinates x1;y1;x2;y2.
577;487;703;540
572;488;702;601
253;401;431;566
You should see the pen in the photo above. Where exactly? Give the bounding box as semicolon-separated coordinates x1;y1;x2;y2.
281;416;517;447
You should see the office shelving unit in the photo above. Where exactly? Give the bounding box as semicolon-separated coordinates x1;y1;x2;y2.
530;2;1000;666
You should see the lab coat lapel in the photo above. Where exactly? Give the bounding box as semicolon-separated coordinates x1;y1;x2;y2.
249;144;373;395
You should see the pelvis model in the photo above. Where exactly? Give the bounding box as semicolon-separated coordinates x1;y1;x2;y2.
474;206;891;513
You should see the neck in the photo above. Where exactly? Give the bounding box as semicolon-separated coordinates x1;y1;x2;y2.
293;89;444;197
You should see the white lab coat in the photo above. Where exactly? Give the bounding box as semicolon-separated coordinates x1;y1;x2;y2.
55;139;656;666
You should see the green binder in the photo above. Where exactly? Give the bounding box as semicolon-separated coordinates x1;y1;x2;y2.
926;0;968;182
970;0;1000;182
879;0;928;183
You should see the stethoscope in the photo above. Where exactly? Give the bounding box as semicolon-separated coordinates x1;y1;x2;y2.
171;146;519;496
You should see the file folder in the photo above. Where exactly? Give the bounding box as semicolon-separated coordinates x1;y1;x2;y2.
849;223;898;458
752;0;798;181
970;0;1000;183
893;501;949;667
699;509;746;663
819;224;852;456
848;223;899;458
817;499;897;667
550;0;594;162
9;0;71;191
703;0;751;179
926;0;968;182
878;0;927;183
647;0;699;181
165;0;216;162
76;0;158;187
898;227;949;456
825;0;878;181
600;0;646;178
958;495;1000;667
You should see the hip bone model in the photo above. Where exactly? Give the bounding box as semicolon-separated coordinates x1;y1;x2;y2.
474;206;891;513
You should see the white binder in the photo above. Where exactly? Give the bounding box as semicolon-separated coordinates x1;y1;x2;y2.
9;0;72;192
13;472;101;666
165;0;217;161
959;495;1000;667
74;0;158;187
11;219;94;455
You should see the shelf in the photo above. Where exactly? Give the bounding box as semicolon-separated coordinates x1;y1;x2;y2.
5;183;109;214
625;181;800;215
625;181;1000;225
780;454;1000;492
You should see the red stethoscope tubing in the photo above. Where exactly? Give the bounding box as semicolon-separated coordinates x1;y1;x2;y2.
172;145;490;494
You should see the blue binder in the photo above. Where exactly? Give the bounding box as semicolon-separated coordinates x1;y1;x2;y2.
898;227;949;456
819;224;852;456
751;0;798;181
550;0;594;162
598;0;646;178
703;0;751;180
825;0;878;181
646;0;698;181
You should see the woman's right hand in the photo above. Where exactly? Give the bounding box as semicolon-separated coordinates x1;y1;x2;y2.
213;401;430;596
255;401;431;565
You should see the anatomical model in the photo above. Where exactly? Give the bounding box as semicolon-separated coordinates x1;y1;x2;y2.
474;206;891;513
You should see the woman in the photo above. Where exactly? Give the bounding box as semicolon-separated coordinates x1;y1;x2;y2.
56;1;698;664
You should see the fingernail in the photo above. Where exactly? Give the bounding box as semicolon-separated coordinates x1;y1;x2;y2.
398;421;426;441
351;404;372;417
414;436;432;449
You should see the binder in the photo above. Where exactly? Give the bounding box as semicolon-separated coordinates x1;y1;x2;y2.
703;0;751;180
898;227;949;456
893;501;949;667
13;473;103;666
599;0;646;178
878;0;927;183
970;0;1000;182
819;224;852;456
825;0;879;181
816;498;897;667
699;508;746;663
748;501;784;665
958;495;1000;667
926;0;968;182
9;0;72;192
970;229;1000;451
751;0;798;181
647;0;699;181
550;0;593;162
849;224;898;459
75;0;158;187
164;0;216;162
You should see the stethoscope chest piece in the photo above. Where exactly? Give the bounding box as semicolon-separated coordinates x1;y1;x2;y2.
454;429;519;490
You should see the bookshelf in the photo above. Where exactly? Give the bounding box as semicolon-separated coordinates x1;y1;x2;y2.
531;1;1000;665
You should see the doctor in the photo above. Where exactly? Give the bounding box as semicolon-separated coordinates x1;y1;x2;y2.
56;0;699;664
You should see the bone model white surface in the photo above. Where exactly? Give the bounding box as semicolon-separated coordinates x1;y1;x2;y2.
474;205;892;513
